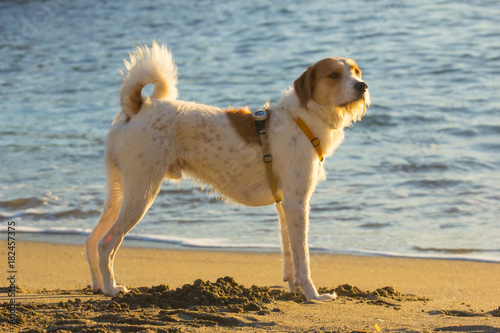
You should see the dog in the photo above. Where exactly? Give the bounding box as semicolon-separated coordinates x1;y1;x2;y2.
85;41;370;301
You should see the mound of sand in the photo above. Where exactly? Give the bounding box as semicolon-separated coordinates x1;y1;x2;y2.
1;276;436;332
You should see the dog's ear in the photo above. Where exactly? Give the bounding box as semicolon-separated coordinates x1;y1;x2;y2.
294;66;316;108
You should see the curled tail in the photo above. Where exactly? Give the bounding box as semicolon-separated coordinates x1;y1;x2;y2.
120;41;178;119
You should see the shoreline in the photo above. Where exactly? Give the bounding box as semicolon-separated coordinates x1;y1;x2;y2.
1;240;499;331
4;229;500;264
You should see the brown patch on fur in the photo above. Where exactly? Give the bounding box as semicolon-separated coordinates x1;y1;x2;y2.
294;66;316;108
225;107;268;146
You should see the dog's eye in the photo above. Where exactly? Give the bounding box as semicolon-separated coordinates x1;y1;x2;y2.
355;69;361;77
329;73;340;79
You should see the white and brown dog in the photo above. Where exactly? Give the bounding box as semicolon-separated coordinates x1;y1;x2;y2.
86;41;370;301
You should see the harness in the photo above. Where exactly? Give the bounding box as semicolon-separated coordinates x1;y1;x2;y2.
252;107;324;203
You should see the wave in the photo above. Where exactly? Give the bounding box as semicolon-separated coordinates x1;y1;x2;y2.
0;226;279;250
399;178;463;189
412;246;500;255
1;207;101;221
0;197;46;210
1;226;499;263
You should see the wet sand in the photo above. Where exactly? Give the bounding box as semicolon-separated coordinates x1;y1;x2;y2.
0;240;499;332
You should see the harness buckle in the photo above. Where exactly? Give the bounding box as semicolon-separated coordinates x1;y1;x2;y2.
263;154;273;163
252;109;267;121
311;137;320;147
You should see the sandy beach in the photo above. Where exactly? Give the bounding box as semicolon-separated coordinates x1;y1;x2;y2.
1;240;499;332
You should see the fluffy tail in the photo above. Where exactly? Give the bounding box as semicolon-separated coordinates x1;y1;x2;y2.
120;41;178;119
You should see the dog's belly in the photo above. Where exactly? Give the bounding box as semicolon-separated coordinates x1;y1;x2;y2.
170;154;277;207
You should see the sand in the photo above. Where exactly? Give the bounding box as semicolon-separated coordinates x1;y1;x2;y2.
0;240;499;332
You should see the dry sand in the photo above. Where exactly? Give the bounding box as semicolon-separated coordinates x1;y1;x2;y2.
0;240;499;332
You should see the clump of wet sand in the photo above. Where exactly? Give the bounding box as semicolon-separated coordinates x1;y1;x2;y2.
114;276;304;310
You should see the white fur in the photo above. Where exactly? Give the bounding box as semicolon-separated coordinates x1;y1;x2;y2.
86;42;369;301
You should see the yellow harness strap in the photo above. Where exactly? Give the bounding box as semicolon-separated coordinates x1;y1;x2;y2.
252;108;282;203
257;126;282;203
294;117;324;162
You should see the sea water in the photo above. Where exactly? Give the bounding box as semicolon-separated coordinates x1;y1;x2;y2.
1;0;499;261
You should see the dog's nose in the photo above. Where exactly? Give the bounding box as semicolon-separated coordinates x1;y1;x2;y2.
354;81;368;93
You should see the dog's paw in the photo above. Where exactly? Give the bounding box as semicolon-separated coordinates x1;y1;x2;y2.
311;292;337;301
91;281;103;294
287;281;304;295
102;285;129;297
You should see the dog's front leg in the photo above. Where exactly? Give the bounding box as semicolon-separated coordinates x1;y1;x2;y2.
276;202;300;293
282;200;336;301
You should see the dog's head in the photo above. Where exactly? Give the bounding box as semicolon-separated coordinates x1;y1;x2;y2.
294;58;370;123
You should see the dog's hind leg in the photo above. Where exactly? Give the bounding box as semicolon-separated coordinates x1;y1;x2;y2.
98;168;163;296
276;202;300;293
86;163;123;293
